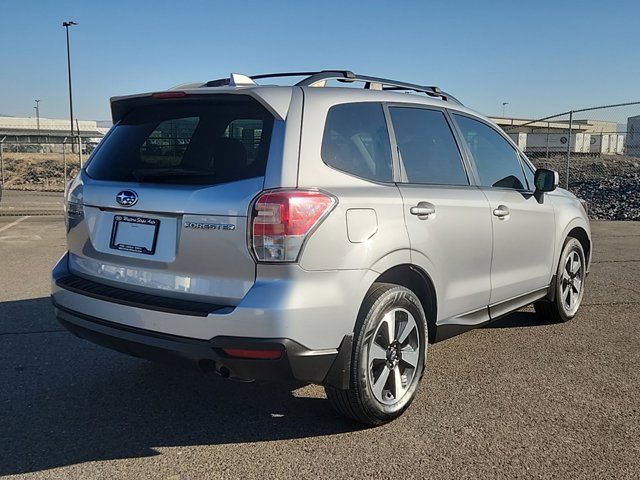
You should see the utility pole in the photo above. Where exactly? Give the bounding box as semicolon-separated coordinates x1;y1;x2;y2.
502;102;509;117
76;118;83;167
34;99;41;136
63;137;67;188
0;137;5;188
63;21;78;152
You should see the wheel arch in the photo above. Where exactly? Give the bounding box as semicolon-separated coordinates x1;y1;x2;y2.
555;216;592;273
567;226;591;268
374;263;438;343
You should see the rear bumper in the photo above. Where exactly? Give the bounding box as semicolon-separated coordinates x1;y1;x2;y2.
54;301;352;387
53;253;374;351
51;252;357;387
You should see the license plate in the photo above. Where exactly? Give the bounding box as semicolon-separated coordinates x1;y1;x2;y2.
109;215;160;255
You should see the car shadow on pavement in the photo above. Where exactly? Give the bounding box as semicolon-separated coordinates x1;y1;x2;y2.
0;297;365;476
482;310;554;329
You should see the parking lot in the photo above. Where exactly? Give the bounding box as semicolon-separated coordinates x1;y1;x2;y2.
0;215;638;479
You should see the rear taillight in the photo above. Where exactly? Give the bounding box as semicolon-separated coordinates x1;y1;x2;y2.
250;190;335;262
64;176;84;226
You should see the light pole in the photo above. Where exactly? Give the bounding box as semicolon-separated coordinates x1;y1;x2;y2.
502;102;509;117
34;99;41;136
63;21;78;152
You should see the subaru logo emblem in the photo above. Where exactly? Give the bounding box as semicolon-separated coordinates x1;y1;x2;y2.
116;190;138;207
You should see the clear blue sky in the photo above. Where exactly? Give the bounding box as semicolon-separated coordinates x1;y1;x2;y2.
1;0;638;121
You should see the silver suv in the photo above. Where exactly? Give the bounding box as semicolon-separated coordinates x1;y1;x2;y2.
52;70;591;425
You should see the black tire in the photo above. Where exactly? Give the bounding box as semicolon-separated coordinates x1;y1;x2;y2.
534;237;586;323
325;282;428;425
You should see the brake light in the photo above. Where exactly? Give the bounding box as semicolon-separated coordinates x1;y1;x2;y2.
151;91;187;99
250;190;335;262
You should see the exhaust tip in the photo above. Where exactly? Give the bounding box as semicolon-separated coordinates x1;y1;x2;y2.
218;366;231;379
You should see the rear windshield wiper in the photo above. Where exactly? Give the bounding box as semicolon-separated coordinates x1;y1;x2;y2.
131;168;216;181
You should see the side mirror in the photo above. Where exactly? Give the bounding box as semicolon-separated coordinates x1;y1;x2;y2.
534;168;559;193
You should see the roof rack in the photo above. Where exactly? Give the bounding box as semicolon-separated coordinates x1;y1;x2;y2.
202;70;461;104
203;71;354;88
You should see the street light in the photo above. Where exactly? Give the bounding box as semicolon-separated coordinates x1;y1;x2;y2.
34;99;41;136
62;21;78;151
502;102;510;117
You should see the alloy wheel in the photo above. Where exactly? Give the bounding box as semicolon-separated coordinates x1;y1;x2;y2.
367;308;421;405
561;250;584;314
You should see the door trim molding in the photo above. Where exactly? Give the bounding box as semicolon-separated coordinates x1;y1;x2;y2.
488;286;549;320
434;286;550;342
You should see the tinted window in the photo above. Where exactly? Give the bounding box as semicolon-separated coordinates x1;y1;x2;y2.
139;117;199;167
453;114;527;189
225;118;266;163
86;96;274;185
321;103;393;182
390;107;468;185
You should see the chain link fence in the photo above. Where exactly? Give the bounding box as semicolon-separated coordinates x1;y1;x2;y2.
0;139;90;192
2;102;640;220
502;101;640;220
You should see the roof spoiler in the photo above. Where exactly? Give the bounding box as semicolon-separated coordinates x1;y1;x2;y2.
109;88;293;123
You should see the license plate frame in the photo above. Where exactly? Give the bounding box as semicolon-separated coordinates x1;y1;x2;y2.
109;214;160;255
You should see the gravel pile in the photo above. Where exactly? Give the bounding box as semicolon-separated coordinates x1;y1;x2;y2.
570;173;640;220
530;154;640;221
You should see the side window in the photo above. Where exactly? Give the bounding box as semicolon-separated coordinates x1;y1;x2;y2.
389;107;468;185
321;103;393;182
453;114;527;190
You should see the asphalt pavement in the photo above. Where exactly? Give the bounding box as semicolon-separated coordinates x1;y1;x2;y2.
0;216;638;479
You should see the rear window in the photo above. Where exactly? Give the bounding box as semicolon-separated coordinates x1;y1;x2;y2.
86;96;274;185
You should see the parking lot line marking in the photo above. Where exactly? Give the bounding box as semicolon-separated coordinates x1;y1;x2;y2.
0;216;31;233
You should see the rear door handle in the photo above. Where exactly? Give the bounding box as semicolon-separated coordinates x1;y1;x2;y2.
410;201;436;218
493;205;510;218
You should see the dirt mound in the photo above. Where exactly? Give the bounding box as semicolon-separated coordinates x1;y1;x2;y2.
1;152;80;191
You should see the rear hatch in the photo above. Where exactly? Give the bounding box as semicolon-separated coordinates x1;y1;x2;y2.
67;94;275;306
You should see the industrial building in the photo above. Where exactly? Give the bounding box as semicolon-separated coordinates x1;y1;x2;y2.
490;117;625;155
0;116;108;152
